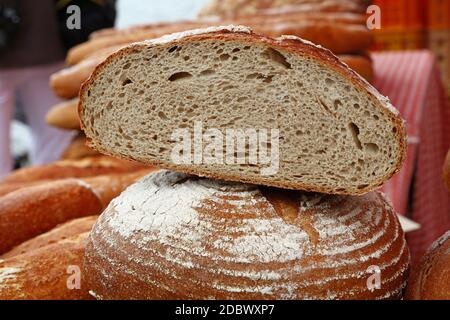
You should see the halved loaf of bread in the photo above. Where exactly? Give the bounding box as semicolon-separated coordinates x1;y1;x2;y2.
79;26;406;195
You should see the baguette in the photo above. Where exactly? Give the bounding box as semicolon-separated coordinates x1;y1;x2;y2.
50;47;121;99
0;156;145;185
67;17;372;65
0;233;92;300
46;98;80;129
61;135;100;160
79;26;405;195
0;170;155;254
1;216;97;259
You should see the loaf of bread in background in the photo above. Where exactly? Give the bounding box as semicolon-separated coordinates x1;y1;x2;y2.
84;171;409;300
444;149;450;192
198;0;370;17
61;134;100;160
1;216;97;259
0;233;92;300
0;170;155;254
66;19;372;65
405;231;450;300
339;54;374;83
46;99;80;129
0;156;145;185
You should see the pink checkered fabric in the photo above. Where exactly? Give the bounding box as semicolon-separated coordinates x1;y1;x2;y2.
372;50;450;265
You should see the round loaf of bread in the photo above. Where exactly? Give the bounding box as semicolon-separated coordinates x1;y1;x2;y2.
405;231;450;300
84;171;410;300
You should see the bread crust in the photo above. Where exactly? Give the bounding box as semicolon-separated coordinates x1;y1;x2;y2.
405;231;450;300
79;26;406;196
444;149;450;192
84;171;410;300
0;170;154;254
46;98;80;129
0;156;145;185
1;216;97;259
67;16;372;65
0;233;92;300
61;134;100;160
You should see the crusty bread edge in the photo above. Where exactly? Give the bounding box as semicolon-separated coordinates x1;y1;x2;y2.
79;25;407;196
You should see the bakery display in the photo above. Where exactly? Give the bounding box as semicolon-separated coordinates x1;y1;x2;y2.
84;170;409;300
7;0;450;302
405;231;450;300
79;26;405;195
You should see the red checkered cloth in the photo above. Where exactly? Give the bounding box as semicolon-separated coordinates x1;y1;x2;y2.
373;50;450;265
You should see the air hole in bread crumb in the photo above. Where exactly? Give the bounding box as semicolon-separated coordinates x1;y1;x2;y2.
348;122;363;150
263;48;292;69
200;69;216;77
220;54;231;61
122;78;133;86
365;143;379;154
168;46;178;53
158;111;168;120
168;72;192;82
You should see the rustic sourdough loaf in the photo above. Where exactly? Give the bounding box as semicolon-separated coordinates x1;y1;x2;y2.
80;26;405;195
84;170;410;300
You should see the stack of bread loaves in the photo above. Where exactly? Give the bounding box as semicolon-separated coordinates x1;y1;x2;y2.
46;0;374;133
75;25;410;300
0;156;157;299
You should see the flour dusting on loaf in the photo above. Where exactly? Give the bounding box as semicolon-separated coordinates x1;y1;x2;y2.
85;171;410;300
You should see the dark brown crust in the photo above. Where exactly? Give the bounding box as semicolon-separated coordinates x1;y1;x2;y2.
0;171;154;255
0;156;146;185
79;27;406;196
405;231;450;300
1;216;98;259
0;233;92;300
0;180;103;255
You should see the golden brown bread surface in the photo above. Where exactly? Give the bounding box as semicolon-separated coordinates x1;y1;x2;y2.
444;149;450;192
84;171;410;300
60;135;100;160
199;0;370;17
0;233;92;300
0;156;145;185
0;170;155;255
405;231;450;300
2;216;98;259
46;99;81;129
